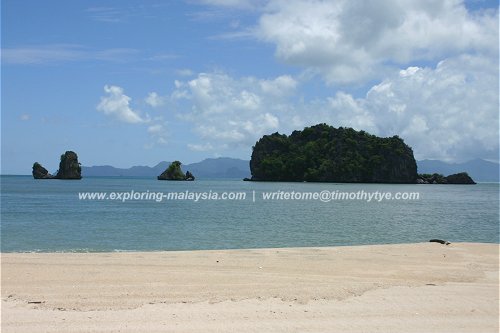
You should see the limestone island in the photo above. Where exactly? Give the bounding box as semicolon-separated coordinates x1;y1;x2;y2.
248;123;475;184
32;151;82;179
417;172;476;184
157;161;195;181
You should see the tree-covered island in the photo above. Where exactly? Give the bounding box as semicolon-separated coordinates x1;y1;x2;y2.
249;123;475;184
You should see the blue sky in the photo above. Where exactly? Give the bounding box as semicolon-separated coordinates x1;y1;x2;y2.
2;0;499;174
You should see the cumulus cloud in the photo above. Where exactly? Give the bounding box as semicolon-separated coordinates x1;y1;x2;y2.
251;0;498;84
169;50;498;162
172;72;297;147
286;55;499;162
145;92;164;108
94;1;497;161
361;55;499;162
97;85;149;123
96;85;168;147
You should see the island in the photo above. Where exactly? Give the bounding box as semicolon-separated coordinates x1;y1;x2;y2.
157;161;195;181
32;151;82;179
249;124;475;184
417;172;476;184
249;124;417;183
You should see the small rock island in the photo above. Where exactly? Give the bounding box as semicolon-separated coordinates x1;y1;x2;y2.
417;172;476;184
158;161;195;181
32;151;82;179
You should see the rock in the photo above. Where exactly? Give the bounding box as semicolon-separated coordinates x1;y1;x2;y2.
417;172;475;184
185;171;195;181
32;162;54;179
158;161;195;180
445;172;476;184
429;239;451;245
55;151;82;179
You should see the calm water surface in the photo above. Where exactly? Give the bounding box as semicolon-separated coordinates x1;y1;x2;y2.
1;176;498;252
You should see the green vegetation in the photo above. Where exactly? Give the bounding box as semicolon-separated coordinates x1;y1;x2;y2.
157;161;195;181
158;161;185;180
250;123;417;183
417;172;476;184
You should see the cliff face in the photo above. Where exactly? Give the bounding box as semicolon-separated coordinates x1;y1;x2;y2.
250;124;417;183
56;151;82;179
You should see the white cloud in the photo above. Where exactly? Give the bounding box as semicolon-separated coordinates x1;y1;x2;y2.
147;124;164;134
187;142;215;151
147;120;169;145
97;85;149;123
172;72;293;147
290;54;498;162
20;114;30;121
360;55;499;162
170;50;498;162
88;0;498;162
259;75;297;96
2;44;138;65
145;92;164;108
252;0;498;84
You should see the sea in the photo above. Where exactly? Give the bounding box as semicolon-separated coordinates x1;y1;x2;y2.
1;176;498;252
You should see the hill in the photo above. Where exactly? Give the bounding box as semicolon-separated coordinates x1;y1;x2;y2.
249;124;417;183
81;158;250;179
80;157;498;182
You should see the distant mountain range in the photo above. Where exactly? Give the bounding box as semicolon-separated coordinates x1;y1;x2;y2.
81;158;251;179
417;159;499;182
81;157;498;182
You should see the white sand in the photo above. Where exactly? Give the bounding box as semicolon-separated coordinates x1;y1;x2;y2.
1;242;498;332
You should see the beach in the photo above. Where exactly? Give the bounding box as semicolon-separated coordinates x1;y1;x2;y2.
1;242;498;332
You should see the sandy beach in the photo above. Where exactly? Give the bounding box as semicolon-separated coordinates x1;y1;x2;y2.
1;242;498;332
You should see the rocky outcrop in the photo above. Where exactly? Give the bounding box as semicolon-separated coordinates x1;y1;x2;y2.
158;161;195;180
32;162;55;179
56;151;82;179
249;124;417;183
32;151;82;180
445;172;476;184
416;173;446;184
185;171;195;181
417;172;475;184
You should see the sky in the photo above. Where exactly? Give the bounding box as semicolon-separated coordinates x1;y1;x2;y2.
1;0;499;174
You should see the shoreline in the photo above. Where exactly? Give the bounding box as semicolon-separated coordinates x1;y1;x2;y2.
2;242;498;332
2;240;499;254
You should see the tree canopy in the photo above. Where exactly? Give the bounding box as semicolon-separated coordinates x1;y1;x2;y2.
250;124;417;183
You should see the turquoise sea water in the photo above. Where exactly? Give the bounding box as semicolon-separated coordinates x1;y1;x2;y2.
1;176;498;252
